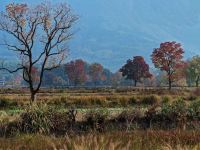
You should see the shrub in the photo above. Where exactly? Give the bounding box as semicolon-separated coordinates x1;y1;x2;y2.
118;97;129;107
50;109;77;134
20;105;54;134
143;105;162;129
84;109;109;131
114;109;144;131
161;100;187;129
0;99;10;108
161;100;187;117
0;98;19;108
1;105;79;136
113;109;144;130
162;95;173;104
1;120;21;137
187;95;197;101
128;97;137;105
60;96;67;103
141;95;161;105
188;100;200;120
115;109;143;123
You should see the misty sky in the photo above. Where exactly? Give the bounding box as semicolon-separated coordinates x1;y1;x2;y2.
1;0;200;71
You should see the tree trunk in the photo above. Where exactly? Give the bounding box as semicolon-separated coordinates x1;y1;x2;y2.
134;80;137;87
196;80;199;87
30;92;36;104
168;76;172;90
196;76;200;87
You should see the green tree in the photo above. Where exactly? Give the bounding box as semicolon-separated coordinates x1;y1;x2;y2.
187;55;200;87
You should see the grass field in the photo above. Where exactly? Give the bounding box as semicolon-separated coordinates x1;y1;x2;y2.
1;88;200;149
1;131;200;150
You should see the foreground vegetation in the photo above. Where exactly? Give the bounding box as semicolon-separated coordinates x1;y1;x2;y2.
1;88;200;149
1;131;200;150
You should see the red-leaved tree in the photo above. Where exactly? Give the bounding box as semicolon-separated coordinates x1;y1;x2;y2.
65;59;87;86
151;41;184;90
89;63;104;86
120;56;152;86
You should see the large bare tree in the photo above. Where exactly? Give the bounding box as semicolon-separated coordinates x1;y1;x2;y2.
0;2;78;103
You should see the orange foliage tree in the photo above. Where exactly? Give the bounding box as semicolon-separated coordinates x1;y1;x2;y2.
151;41;184;90
65;59;88;86
89;63;104;86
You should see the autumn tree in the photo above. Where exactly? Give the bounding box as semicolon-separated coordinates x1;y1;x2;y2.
89;63;104;86
0;2;77;103
173;61;188;86
186;55;200;87
151;41;184;90
101;68;113;85
111;72;122;86
65;59;87;86
120;56;152;87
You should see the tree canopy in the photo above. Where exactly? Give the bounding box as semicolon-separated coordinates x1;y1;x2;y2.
120;56;152;86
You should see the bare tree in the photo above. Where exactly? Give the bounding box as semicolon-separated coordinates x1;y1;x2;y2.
0;2;78;103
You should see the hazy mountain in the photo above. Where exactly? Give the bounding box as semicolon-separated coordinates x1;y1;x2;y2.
1;0;200;71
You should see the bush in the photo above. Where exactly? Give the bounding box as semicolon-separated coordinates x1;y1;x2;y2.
128;97;137;105
20;105;54;134
141;95;161;105
162;95;173;104
1;105;79;136
187;95;197;101
50;108;77;134
188;100;200;120
0;99;10;108
161;100;187;129
114;109;143;123
84;109;109;131
1;120;21;137
161;100;187;117
118;97;129;107
112;109;144;130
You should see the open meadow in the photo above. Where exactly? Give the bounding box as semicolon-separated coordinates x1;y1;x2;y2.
1;88;200;150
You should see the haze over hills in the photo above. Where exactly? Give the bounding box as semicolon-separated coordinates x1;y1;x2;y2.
1;0;200;71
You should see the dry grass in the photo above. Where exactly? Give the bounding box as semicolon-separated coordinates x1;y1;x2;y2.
1;88;200;149
0;89;193;109
0;131;200;150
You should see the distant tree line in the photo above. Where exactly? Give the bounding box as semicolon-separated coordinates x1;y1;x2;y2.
42;60;121;87
9;41;200;90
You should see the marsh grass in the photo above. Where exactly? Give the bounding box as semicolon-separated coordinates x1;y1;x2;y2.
1;88;200;149
0;131;200;150
0;92;182;109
